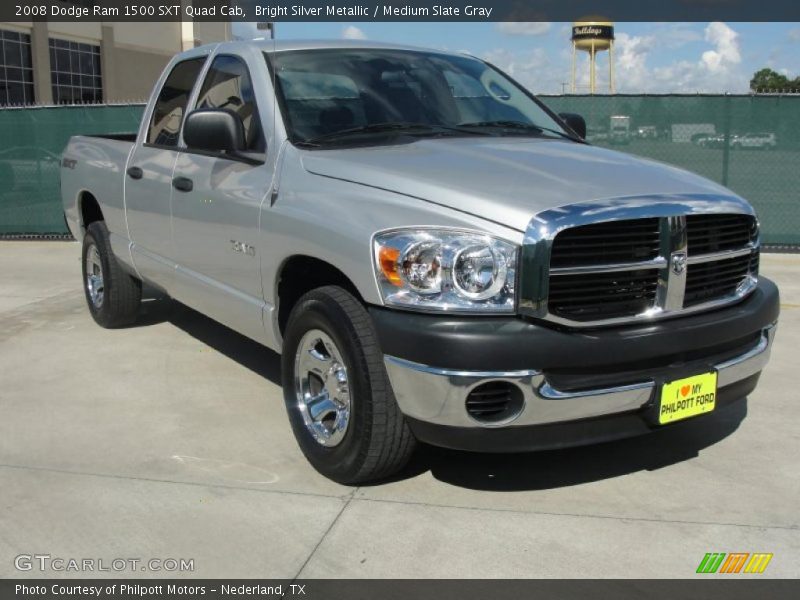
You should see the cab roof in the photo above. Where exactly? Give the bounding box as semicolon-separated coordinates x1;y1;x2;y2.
202;39;462;56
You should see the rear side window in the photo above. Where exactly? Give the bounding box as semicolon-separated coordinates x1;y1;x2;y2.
147;57;206;147
195;55;265;152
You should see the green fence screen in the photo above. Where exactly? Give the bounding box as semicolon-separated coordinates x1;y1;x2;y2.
0;104;144;236
541;95;800;246
0;97;798;245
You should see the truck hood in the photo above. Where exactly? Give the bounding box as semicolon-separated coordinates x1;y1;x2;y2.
300;137;738;232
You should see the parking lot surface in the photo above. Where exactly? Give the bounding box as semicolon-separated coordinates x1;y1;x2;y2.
1;242;798;578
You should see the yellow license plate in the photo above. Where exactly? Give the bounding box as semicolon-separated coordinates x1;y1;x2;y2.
659;372;718;425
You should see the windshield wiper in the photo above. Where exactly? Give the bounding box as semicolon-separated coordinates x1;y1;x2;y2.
303;122;489;145
458;120;580;141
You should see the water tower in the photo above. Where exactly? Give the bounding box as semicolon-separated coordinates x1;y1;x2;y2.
571;20;615;94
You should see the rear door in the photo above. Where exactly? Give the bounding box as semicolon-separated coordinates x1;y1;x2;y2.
169;52;276;343
125;55;206;289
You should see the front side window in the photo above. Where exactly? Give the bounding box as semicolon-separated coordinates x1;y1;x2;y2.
147;57;206;147
0;29;34;106
268;48;572;146
195;55;264;152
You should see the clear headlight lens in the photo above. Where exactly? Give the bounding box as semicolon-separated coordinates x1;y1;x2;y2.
373;229;517;313
453;244;507;300
402;241;442;294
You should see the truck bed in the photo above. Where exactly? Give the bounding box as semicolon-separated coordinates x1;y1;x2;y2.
61;134;136;241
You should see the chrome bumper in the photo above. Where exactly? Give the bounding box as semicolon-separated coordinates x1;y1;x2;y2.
384;324;776;429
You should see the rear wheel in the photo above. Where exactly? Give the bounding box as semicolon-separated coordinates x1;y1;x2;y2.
82;221;141;328
281;286;416;484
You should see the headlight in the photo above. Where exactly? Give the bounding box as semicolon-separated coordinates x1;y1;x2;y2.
373;229;517;313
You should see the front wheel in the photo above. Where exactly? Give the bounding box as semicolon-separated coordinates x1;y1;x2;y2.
281;286;416;484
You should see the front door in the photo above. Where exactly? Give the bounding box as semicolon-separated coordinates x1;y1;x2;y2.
170;53;276;343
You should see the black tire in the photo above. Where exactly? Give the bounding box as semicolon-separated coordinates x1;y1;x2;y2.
281;286;416;484
82;221;142;328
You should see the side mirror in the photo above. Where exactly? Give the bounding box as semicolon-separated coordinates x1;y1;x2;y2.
558;112;587;140
183;109;245;153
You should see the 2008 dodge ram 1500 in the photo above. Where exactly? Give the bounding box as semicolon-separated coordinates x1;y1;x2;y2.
61;40;779;483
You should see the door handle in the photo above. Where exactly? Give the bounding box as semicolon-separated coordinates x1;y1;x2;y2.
172;176;193;192
126;166;143;180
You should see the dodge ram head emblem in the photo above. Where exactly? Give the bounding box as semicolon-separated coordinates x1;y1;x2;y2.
671;252;687;275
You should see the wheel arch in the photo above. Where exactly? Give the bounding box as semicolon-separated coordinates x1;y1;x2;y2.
78;190;104;233
275;255;365;337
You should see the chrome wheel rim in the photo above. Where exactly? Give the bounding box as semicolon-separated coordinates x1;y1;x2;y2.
85;243;104;309
294;329;351;447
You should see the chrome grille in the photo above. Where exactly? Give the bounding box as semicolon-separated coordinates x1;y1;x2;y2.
550;218;660;268
684;254;756;308
519;204;759;327
548;269;658;321
686;214;756;254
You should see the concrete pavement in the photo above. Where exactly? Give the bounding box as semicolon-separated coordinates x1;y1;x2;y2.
0;242;798;578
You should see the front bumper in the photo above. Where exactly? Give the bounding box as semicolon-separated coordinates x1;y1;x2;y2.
372;277;779;452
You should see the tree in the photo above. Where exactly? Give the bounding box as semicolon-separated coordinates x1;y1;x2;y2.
750;68;800;92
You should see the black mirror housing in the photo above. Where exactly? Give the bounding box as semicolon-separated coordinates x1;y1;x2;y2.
558;112;587;140
183;109;246;153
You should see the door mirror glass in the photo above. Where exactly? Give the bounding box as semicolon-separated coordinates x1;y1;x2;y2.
183;109;245;153
558;112;587;139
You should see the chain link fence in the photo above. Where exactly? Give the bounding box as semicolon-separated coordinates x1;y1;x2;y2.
0;97;798;246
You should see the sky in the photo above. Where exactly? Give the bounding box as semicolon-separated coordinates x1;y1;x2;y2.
232;22;800;94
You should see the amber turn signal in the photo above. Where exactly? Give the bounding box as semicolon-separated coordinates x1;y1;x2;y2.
378;246;402;286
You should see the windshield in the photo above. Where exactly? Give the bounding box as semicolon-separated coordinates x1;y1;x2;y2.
266;48;572;146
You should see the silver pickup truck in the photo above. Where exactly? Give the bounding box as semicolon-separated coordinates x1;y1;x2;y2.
61;40;779;483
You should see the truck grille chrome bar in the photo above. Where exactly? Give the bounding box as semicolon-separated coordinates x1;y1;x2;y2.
519;194;760;327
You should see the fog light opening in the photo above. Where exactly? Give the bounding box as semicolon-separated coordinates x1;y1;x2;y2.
465;381;525;425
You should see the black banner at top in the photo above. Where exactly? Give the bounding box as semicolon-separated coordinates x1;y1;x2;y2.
1;0;800;22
